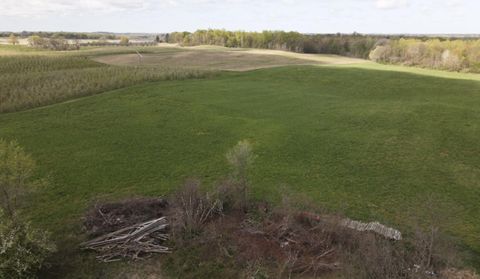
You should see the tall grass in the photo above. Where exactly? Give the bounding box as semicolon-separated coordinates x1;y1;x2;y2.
0;56;103;74
75;46;180;57
0;55;212;113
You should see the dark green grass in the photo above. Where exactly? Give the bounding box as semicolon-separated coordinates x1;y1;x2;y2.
1;66;480;276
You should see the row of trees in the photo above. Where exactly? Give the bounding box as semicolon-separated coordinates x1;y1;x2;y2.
1;31;116;40
370;38;480;72
25;35;131;50
168;30;305;52
27;35;80;50
167;30;393;58
7;33;144;50
168;30;480;71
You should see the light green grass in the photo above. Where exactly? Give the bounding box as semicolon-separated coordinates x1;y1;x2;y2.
345;62;480;82
1;65;479;277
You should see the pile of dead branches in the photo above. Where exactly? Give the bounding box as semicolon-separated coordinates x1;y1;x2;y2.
84;198;168;236
81;217;170;262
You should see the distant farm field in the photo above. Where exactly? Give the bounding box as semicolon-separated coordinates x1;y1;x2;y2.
93;45;365;71
1;45;480;277
0;47;211;113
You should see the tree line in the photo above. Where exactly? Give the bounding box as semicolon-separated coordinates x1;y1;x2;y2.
370;38;480;72
167;30;480;72
1;31;116;40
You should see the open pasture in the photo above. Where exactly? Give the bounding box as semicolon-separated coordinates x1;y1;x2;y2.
1;57;480;276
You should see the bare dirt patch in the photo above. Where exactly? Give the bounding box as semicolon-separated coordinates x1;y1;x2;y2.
93;46;366;71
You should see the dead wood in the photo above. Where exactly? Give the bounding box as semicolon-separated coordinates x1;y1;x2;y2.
81;217;170;262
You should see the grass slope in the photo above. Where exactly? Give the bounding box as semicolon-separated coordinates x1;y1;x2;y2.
1;65;480;276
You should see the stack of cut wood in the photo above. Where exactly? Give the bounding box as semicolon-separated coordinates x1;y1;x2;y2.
341;219;402;240
81;217;170;262
298;211;402;241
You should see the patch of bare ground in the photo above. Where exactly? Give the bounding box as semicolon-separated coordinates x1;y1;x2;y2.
92;45;366;71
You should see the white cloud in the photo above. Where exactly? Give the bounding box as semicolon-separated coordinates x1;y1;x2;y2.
375;0;408;9
0;0;470;20
0;0;158;17
0;0;310;17
446;0;463;7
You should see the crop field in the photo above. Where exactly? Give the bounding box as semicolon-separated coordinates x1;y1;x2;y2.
1;45;480;277
94;45;365;71
0;47;211;113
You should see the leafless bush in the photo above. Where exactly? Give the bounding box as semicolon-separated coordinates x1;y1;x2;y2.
338;222;462;279
215;178;248;213
171;179;222;237
225;140;256;211
440;268;479;279
340;233;409;279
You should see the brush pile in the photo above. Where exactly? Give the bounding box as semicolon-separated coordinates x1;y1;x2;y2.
81;217;170;262
82;198;171;262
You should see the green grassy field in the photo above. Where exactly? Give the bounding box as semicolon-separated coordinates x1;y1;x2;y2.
1;61;480;276
1;44;480;277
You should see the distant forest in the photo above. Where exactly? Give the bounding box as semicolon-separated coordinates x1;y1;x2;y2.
168;30;480;72
0;31;117;40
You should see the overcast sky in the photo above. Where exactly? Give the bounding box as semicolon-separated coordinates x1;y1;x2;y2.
0;0;478;34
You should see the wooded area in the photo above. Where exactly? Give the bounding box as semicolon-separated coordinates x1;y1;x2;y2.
168;30;480;72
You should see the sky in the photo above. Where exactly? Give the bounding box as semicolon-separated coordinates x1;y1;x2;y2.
0;0;478;34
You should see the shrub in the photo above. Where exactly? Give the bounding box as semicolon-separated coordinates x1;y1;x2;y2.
0;140;39;218
172;179;222;237
119;36;129;45
225;140;256;210
0;210;56;278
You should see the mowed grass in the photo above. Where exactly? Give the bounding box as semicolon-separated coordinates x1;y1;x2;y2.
1;65;480;276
